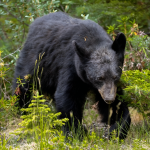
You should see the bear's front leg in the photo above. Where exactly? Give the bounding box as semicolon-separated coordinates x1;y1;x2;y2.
54;76;88;136
96;93;131;140
107;101;131;140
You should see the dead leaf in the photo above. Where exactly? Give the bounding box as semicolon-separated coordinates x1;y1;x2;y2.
15;87;21;95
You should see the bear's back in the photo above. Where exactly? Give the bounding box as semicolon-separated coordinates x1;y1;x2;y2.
28;12;109;41
18;12;112;76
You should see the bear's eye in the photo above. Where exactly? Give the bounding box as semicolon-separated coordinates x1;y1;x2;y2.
97;77;104;81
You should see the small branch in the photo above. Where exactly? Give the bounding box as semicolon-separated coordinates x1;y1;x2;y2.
60;4;65;12
0;23;8;39
127;41;133;51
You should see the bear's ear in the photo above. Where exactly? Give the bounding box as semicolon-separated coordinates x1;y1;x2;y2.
72;40;90;60
112;33;126;62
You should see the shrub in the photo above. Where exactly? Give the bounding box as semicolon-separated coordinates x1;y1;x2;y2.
14;91;68;138
121;69;150;117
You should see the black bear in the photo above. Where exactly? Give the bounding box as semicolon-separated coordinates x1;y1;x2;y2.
13;12;131;139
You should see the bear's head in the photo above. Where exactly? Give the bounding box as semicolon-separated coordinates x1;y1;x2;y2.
73;33;126;104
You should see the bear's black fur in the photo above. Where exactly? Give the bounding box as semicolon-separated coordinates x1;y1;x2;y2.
13;12;131;139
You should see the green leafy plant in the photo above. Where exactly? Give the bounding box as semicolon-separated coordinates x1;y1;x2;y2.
107;24;118;40
121;70;150;117
107;18;150;70
0;51;9;96
0;134;13;150
0;51;18;128
14;91;68;137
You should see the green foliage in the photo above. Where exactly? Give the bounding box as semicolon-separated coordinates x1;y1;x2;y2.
132;139;148;150
121;70;150;116
0;95;17;126
14;91;68;138
125;33;150;70
107;16;134;38
0;51;8;79
107;18;150;70
70;0;150;32
0;51;18;127
0;0;60;52
10;91;70;149
81;13;89;20
0;135;12;150
0;50;9;97
129;35;150;57
107;24;118;40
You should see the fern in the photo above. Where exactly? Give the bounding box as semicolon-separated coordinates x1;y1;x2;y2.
14;91;68;138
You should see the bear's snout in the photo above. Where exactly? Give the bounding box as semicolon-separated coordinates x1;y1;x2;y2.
98;83;117;104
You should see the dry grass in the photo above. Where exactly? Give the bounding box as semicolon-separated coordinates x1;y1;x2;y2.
129;107;144;125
